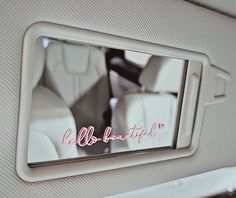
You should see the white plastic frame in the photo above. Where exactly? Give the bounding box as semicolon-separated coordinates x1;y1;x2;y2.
16;22;216;182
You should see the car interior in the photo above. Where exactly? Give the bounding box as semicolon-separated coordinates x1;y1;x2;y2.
2;1;236;198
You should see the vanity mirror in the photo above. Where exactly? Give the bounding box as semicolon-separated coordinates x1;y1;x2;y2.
27;37;189;165
15;23;209;182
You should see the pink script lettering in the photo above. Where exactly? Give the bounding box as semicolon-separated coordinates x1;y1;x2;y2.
62;123;165;147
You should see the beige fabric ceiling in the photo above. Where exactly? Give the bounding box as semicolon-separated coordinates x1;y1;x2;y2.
1;0;236;198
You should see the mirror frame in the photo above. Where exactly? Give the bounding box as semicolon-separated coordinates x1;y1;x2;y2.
16;22;210;182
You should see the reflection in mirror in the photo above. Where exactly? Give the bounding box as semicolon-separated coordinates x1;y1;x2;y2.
27;37;186;165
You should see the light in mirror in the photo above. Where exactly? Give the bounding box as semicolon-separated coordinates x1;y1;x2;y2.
27;37;186;165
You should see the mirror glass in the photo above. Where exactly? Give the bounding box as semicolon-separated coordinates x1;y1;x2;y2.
27;37;186;165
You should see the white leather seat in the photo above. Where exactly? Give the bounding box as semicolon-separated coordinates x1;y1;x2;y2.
45;42;109;134
28;40;79;163
111;56;184;152
28;130;60;163
28;86;79;163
